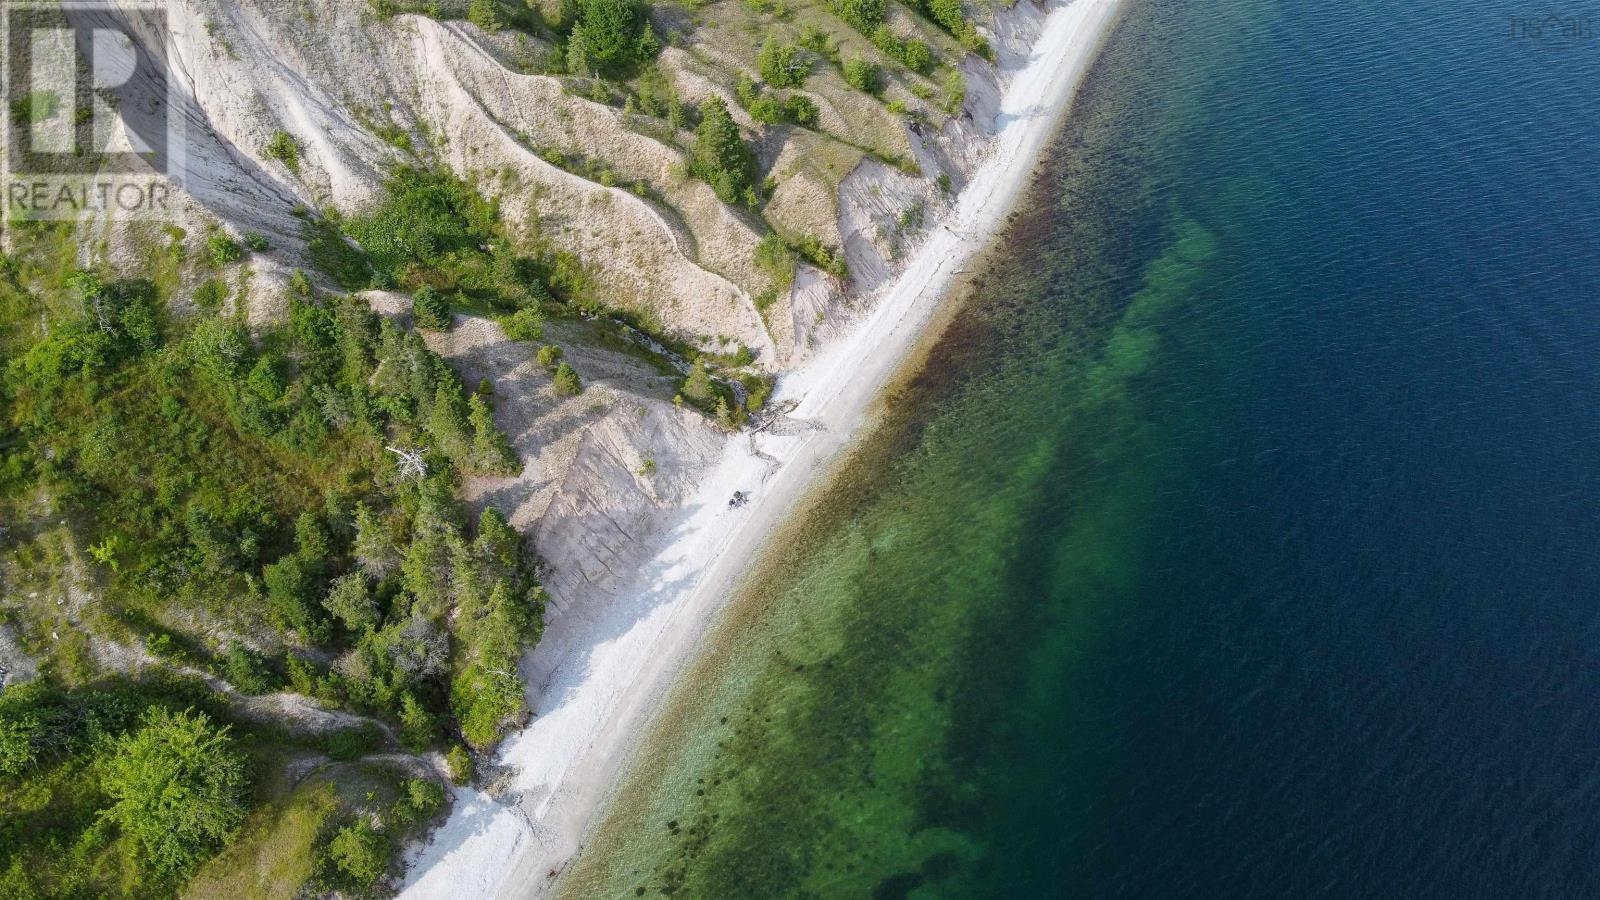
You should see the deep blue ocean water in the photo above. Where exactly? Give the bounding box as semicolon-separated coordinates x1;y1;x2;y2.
570;2;1600;896
970;1;1600;895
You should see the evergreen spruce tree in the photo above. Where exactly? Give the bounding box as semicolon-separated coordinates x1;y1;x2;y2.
468;394;520;475
427;385;472;464
353;504;399;578
692;98;753;203
412;286;451;330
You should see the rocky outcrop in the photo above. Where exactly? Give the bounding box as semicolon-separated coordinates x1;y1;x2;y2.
534;403;723;613
0;625;38;689
394;307;724;615
833;0;1056;321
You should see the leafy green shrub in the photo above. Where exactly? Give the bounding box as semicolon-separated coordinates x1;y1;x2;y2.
263;551;327;641
735;72;762;108
0;713;41;776
324;724;383;761
537;343;563;367
921;0;961;32
901;38;933;73
398;693;439;750
918;0;989;55
829;0;884;31
842;56;879;93
209;234;243;265
739;73;816;129
323;572;380;633
329;820;390;889
500;306;544;342
552;362;582;396
872;25;933;74
793;233;849;278
757;38;809;88
798;24;831;53
243;231;269;252
222;642;277;694
265;130;300;172
194;277;228;310
754;232;796;291
0;682;249;894
146;631;186;662
748;92;785;125
345;168;495;284
743;372;774;412
452;663;525;749
102;708;249;877
467;0;504;30
396;777;446;823
446;744;474;785
412;286;451;330
785;93;819;128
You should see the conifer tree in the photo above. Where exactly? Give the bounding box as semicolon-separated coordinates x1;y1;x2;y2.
692;98;754;203
353;504;399;578
428;384;472;463
412;286;451;330
469;394;520;475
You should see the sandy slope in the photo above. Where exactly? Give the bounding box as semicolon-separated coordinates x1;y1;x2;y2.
399;1;1128;895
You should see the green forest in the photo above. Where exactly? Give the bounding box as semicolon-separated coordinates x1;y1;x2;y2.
0;176;547;894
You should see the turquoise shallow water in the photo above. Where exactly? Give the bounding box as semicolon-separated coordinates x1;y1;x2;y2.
567;1;1600;896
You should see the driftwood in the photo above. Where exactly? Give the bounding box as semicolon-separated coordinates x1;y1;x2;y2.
744;399;827;483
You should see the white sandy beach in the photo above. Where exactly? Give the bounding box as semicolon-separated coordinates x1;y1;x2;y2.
399;1;1127;895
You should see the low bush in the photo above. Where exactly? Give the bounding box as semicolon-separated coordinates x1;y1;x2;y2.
265;130;300;171
843;56;879;93
500;306;544;342
552;362;582;396
209;234;242;266
446;744;475;784
757;38;810;88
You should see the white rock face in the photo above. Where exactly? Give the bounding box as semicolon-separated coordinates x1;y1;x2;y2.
374;298;725;628
832;0;1054;310
82;0;774;354
0;625;38;689
533;402;723;613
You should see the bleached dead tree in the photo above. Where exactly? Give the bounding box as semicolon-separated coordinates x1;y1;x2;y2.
387;445;428;481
